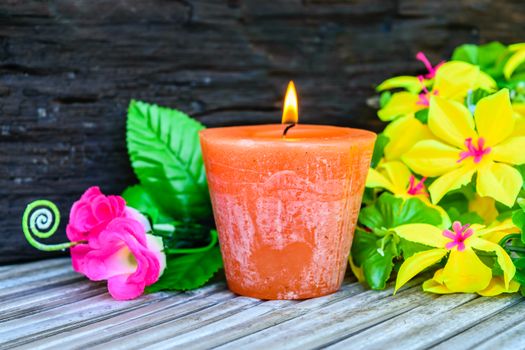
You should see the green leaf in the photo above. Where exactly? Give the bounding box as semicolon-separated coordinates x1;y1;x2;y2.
477;42;508;71
361;240;396;290
440;192;469;222
452;42;508;79
379;91;392;108
474;249;503;277
370;133;389;168
455;212;485;225
351;228;378;266
414;109;429;124
452;44;479;65
122;185;170;224
362;187;376;206
512;210;525;244
359;193;442;230
519;284;525;296
465;89;491;109
496;210;514;222
146;245;223;292
351;229;398;289
153;223;214;250
127;100;212;223
398;238;433;259
512;257;525;269
353;194;442;290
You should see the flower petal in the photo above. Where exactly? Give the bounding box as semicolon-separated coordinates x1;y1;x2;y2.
504;48;525;79
395;248;447;292
492;136;525;165
476;162;523;207
433;61;481;101
441;249;492;293
470;237;515;289
403;140;461;177
376;76;423;94
107;274;145;300
378;161;413;194
513;103;525;119
510;43;525;51
366;168;396;192
474;89;514;147
477;218;520;243
428;165;476;204
477;277;520;297
378;92;422;122
422;270;455;294
349;255;365;283
428;96;477;148
393;223;448;248
475;71;497;91
146;234;167;276
383;116;435;161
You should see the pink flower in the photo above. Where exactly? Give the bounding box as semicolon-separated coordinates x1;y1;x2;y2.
68;187;166;300
71;217;166;300
66;186;127;242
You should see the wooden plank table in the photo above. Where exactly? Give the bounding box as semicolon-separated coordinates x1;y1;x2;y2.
1;258;523;349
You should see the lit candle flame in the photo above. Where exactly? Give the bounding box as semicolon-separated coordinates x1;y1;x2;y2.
282;81;298;125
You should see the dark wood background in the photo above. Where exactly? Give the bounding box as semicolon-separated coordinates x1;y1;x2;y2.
2;0;525;263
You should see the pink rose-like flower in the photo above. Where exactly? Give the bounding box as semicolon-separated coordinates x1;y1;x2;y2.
72;217;166;300
68;186;166;300
66;186;127;242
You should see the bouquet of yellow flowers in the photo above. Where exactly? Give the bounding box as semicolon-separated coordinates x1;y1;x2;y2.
350;42;525;296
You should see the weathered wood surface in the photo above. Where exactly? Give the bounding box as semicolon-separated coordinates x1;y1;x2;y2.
2;0;525;262
0;258;523;349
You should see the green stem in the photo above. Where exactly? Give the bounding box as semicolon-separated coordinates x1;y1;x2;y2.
164;229;218;255
22;200;78;251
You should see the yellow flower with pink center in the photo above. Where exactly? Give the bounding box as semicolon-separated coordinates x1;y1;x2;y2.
403;89;525;206
394;220;519;296
377;53;496;122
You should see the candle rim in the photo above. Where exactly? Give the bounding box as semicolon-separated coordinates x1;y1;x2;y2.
200;124;376;145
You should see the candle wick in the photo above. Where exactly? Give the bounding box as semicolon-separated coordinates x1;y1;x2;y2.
282;123;296;137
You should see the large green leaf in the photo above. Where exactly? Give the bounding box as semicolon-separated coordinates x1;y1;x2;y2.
351;228;378;266
146;245;223;292
361;240;396;290
127;100;211;222
352;229;397;290
353;194;443;290
452;42;508;80
398;239;433;259
122;184;171;224
359;193;442;230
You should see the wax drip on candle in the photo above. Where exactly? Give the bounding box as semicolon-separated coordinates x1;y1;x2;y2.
282;81;299;137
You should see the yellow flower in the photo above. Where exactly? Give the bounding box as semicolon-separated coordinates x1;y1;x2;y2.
470;218;520;244
394;221;517;295
378;61;496;122
376;76;423;94
367;161;426;198
403;89;525;206
504;43;525;80
366;161;450;228
382;116;434;161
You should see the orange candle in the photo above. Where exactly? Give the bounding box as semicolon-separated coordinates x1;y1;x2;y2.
200;82;376;299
